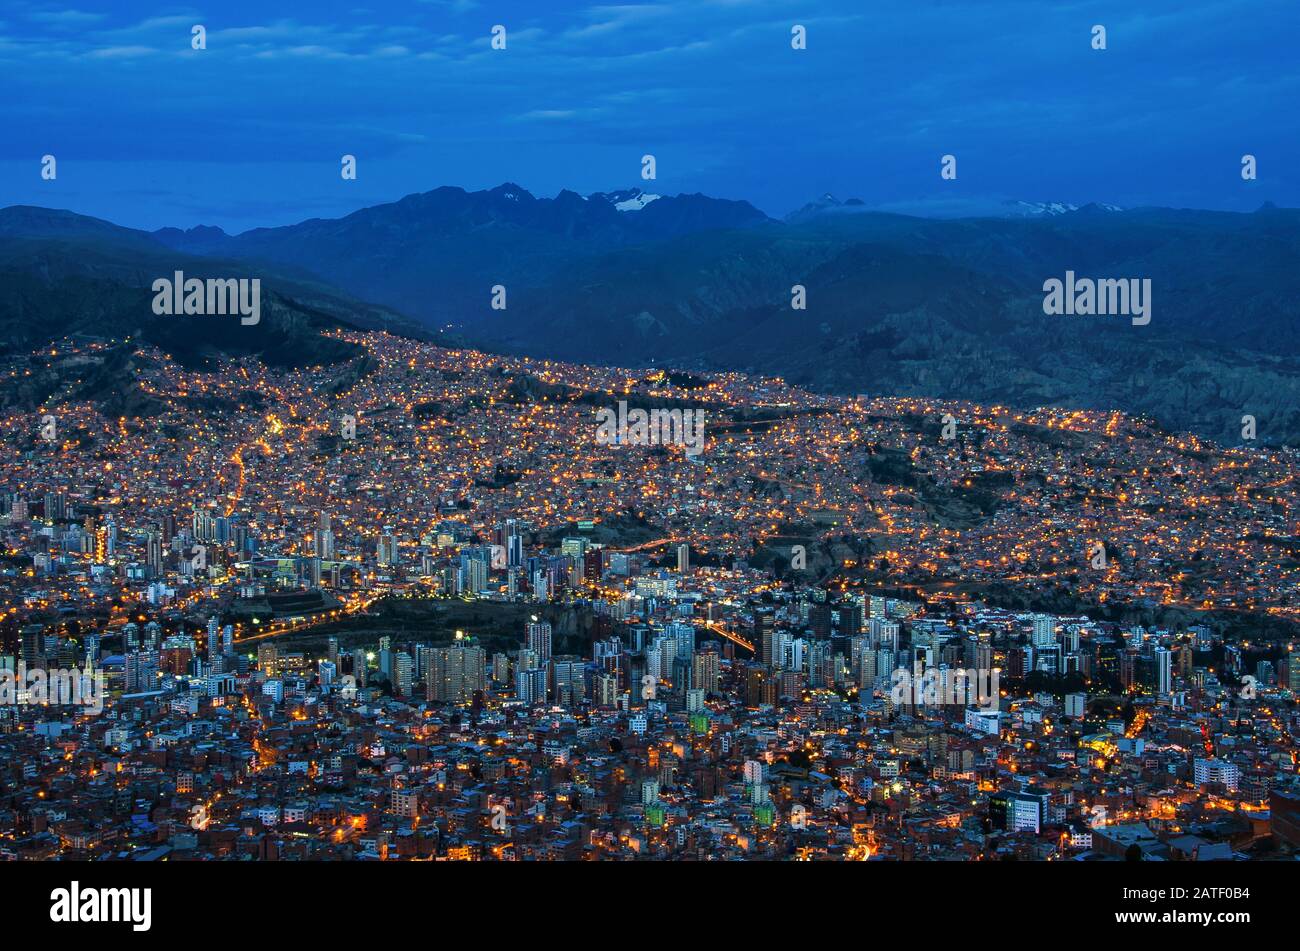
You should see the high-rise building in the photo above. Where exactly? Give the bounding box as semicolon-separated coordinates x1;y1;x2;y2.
351;648;369;688
809;603;832;640
146;531;164;576
1154;646;1172;695
526;621;553;664
583;549;603;584
550;656;585;706
377;529;398;566
124;650;159;693
691;651;720;693
1031;614;1056;648
837;603;863;636
394;652;414;697
459;557;487;595
755;611;776;667
491;652;512;685
870;618;900;651
664;622;695;660
745;665;776;707
426;643;487;702
595;672;620;707
257;643;279;678
45;492;67;521
515;667;547;705
858;648;878;689
314;513;335;560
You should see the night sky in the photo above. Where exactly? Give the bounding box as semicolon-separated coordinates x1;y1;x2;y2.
2;0;1295;231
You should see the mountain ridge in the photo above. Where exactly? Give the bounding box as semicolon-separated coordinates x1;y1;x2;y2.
5;189;1300;444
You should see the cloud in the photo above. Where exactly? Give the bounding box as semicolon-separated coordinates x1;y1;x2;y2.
417;0;479;10
87;45;156;59
519;109;578;120
1;0;1295;228
27;9;107;26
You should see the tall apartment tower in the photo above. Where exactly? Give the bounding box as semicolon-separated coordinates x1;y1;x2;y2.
314;512;335;560
526;621;553;665
426;643;487;702
755;611;776;667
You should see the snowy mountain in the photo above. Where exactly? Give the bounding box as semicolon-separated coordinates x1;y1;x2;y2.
589;188;662;211
1003;199;1124;217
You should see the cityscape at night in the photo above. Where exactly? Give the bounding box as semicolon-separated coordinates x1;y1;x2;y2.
1;0;1295;931
2;328;1297;865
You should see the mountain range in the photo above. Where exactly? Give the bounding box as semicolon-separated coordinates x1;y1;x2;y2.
4;186;1299;445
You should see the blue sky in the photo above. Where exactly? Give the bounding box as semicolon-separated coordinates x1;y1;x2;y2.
1;0;1296;231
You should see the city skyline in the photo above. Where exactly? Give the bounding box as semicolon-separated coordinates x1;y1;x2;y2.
1;327;1297;867
1;2;1297;917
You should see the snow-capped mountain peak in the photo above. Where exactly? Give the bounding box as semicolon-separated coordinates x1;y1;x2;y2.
1004;200;1124;217
589;187;662;211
